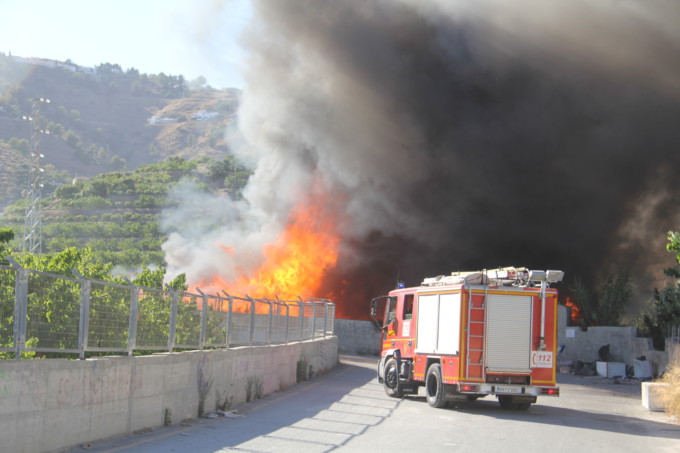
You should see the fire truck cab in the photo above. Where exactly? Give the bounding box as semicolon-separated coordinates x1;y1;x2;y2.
371;267;563;410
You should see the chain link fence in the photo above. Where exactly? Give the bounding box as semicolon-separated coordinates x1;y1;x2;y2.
0;262;335;359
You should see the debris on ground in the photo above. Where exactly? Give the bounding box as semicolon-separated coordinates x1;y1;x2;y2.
216;410;244;418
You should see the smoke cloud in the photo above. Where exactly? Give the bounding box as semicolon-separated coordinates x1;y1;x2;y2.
163;0;680;318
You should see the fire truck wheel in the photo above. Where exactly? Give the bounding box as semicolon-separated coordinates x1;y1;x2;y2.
425;363;446;408
383;358;403;398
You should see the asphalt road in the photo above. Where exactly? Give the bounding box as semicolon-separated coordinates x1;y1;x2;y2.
73;355;680;453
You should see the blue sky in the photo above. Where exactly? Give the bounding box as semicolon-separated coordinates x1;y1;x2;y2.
0;0;251;88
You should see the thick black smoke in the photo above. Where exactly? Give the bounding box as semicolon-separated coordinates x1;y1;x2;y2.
166;1;680;318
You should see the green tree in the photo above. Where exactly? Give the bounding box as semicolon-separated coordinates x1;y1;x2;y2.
8;137;29;154
110;154;127;171
568;270;632;327
56;182;82;199
132;267;188;350
64;129;83;150
134;194;158;208
0;227;14;264
133;267;186;291
637;231;680;349
11;248;116;355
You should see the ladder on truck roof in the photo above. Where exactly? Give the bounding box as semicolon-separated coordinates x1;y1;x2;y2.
422;267;564;288
465;286;487;380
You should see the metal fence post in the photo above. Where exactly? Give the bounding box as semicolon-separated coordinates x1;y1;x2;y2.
323;301;328;338
329;302;335;335
199;291;208;350
168;289;178;352
267;299;273;346
282;299;290;344
223;291;233;349
9;259;28;359
297;298;304;341
127;286;139;356
311;302;317;340
76;273;91;360
248;295;255;345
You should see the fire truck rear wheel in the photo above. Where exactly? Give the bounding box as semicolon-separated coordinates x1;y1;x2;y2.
425;363;446;408
383;358;403;398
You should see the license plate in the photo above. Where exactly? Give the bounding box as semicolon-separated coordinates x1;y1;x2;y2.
495;385;522;394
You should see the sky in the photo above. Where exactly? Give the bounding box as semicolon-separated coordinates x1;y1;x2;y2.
0;0;251;89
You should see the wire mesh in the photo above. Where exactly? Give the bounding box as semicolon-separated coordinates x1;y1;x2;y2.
326;303;335;335
135;287;171;350
286;302;302;342
88;280;131;351
203;295;228;348
229;297;253;345
252;299;271;345
25;270;80;352
174;292;202;348
2;263;335;358
302;303;315;340
270;301;288;344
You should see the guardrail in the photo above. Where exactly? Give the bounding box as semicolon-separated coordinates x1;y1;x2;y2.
0;262;335;359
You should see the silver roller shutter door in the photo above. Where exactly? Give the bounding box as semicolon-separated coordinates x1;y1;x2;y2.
485;294;532;373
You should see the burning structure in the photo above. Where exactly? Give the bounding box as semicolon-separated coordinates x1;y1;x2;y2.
162;1;680;319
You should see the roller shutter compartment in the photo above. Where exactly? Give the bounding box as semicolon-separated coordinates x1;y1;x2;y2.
485;294;532;373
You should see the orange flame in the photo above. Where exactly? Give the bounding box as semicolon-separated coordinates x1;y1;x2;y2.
198;185;341;302
564;297;583;325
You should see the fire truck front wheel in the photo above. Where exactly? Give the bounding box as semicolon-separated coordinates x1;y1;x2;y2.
425;363;446;408
383;358;403;398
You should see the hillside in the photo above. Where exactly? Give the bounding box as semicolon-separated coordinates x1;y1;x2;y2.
1;155;251;269
0;53;250;270
0;53;243;211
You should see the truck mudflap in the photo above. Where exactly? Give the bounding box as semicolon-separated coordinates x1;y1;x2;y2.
457;383;560;397
377;348;401;384
377;355;386;383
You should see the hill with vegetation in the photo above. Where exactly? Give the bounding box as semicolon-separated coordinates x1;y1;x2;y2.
0;53;249;271
0;53;243;211
1;155;250;270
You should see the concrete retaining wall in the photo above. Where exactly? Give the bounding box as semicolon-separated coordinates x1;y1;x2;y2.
557;306;668;376
334;319;381;356
0;337;338;453
559;325;667;375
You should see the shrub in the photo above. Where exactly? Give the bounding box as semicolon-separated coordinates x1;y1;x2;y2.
658;359;680;422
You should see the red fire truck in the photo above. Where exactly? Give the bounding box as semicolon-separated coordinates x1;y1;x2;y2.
371;267;563;410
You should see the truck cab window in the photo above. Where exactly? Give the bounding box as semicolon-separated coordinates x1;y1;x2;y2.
386;296;397;325
403;294;414;320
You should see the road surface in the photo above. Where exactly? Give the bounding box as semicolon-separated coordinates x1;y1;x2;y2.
72;355;680;453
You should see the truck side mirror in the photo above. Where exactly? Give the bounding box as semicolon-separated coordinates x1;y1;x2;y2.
370;299;378;318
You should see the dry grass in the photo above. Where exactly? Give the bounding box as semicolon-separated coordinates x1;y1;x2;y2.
659;359;680;421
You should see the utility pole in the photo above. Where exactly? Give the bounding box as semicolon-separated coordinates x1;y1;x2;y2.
22;97;51;254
